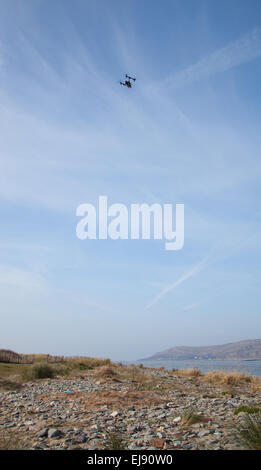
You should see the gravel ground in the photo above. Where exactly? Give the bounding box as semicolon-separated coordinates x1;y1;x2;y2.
0;367;260;450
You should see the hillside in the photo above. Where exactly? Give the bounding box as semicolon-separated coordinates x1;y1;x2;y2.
142;339;261;361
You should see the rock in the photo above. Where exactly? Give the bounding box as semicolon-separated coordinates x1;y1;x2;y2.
157;432;166;439
149;438;169;450
173;416;181;423
128;444;143;450
48;428;63;439
198;430;210;437
90;424;100;431
72;434;87;444
37;428;49;438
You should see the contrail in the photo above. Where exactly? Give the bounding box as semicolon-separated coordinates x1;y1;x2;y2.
145;255;208;310
164;26;261;89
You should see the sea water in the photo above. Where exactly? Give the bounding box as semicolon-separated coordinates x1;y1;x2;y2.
134;359;261;377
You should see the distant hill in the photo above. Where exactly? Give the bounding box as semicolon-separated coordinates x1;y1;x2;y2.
141;340;261;361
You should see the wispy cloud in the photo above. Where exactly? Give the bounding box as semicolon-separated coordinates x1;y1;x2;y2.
163;25;261;89
183;302;199;311
145;256;209;310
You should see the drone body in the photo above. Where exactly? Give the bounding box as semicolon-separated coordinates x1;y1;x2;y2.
120;74;136;88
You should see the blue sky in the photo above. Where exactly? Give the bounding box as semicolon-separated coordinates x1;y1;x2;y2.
0;0;261;360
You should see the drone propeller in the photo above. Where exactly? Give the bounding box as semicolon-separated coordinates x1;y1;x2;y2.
125;74;136;81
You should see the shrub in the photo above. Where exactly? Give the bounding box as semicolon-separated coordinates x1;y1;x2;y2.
234;405;261;416
64;357;111;371
22;363;56;380
236;412;261;450
105;432;125;450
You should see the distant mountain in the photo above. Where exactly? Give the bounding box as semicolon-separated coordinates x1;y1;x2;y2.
141;340;261;361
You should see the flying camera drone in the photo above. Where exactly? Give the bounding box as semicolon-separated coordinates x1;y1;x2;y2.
120;74;136;88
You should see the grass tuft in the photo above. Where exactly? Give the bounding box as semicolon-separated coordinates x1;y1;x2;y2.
0;433;28;450
22;363;56;380
94;365;116;377
105;432;125;450
234;405;261;416
0;378;23;391
181;407;207;426
236;412;261;450
173;368;202;378
203;371;253;386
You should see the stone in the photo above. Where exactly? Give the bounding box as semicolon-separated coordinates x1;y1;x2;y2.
173;416;181;423
37;428;49;438
48;428;63;439
90;424;100;431
1;364;259;451
149;438;168;450
198;430;210;437
157;432;166;439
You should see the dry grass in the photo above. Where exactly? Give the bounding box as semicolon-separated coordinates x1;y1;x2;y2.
236;412;261;450
0;432;28;450
104;365;174;392
172;368;202;379
181;407;209;426
93;365;116;377
203;371;254;386
0;377;23;392
1;353;260;393
0;362;27;378
167;368;261;389
0;356;112;382
64;357;111;371
105;432;126;450
84;389;169;409
36;388;170;411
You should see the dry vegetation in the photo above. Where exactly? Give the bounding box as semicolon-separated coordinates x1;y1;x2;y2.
180;407;209;426
171;368;202;378
1;351;261;395
0;355;112;383
166;368;261;392
83;389;169;409
236;412;261;450
0;432;28;450
202;371;253;386
0;377;23;392
105;432;126;450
